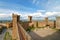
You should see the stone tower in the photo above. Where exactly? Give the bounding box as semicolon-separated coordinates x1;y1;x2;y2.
45;17;48;26
54;20;56;28
28;16;32;22
56;17;60;29
12;14;20;40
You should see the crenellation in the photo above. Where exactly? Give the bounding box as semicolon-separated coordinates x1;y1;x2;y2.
12;14;20;40
1;13;60;40
45;17;49;26
28;16;32;22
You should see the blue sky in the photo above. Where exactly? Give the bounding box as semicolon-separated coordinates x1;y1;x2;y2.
0;0;60;20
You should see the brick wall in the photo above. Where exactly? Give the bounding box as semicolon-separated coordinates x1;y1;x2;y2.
48;21;55;28
6;22;12;28
38;21;46;27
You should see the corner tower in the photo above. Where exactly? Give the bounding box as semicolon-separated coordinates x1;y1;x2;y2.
45;17;49;26
56;17;60;29
28;16;32;22
12;14;20;40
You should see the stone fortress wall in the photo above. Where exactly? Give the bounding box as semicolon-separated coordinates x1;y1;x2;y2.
14;14;60;29
28;16;55;28
1;14;60;40
6;14;60;29
56;17;60;29
12;14;32;40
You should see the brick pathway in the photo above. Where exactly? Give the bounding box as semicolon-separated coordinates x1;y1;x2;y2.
29;28;60;40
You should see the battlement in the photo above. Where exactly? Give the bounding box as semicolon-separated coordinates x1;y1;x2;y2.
28;16;32;22
45;17;48;26
1;13;60;40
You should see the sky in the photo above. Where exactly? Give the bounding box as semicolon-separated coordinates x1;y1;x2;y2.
0;0;60;20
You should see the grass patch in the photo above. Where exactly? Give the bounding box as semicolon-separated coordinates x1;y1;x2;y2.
4;32;12;40
51;28;60;31
26;26;35;32
37;26;47;29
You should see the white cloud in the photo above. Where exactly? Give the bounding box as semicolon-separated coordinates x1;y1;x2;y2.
45;12;60;17
0;8;17;13
32;0;40;5
46;0;60;12
0;8;60;20
32;0;60;12
36;10;46;12
0;14;11;17
45;12;56;17
0;9;43;20
0;9;20;20
32;0;37;4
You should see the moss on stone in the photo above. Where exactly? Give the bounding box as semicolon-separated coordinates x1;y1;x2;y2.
4;32;12;40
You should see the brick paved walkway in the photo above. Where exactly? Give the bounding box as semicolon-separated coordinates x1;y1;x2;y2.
29;27;60;40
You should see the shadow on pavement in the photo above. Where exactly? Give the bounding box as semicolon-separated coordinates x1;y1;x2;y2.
29;30;60;40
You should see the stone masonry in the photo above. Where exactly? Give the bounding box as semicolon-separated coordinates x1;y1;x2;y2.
12;14;20;40
45;17;48;26
56;17;60;29
28;16;32;22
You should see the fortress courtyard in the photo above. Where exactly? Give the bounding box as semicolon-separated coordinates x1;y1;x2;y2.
28;27;60;40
